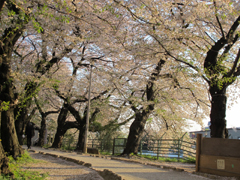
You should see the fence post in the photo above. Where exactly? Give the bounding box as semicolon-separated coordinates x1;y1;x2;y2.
177;139;180;162
101;139;103;152
196;134;202;172
112;138;115;155
157;140;160;160
158;133;165;159
140;140;142;155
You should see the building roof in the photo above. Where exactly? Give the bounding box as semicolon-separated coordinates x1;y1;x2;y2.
189;127;240;133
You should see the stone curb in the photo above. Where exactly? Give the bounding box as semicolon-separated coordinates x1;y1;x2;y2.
26;148;229;180
27;149;123;180
110;157;186;172
107;157;224;179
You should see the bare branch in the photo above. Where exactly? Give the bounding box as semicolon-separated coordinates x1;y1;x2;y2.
213;0;225;40
232;49;240;77
0;0;6;12
226;15;240;42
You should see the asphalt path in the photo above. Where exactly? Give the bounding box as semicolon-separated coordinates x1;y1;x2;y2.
23;145;210;180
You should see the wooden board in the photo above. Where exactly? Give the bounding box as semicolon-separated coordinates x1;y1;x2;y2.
201;138;240;157
199;155;240;177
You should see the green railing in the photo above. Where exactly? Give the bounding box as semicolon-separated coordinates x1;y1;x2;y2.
138;138;196;160
60;135;196;161
61;138;114;153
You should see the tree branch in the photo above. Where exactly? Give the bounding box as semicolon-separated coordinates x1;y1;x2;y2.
0;0;5;12
232;49;240;77
213;0;225;40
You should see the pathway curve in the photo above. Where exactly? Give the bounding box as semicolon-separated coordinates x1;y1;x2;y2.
23;146;211;180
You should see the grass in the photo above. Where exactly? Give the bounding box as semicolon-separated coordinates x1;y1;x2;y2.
0;150;48;180
139;154;196;163
100;151;112;155
61;145;76;151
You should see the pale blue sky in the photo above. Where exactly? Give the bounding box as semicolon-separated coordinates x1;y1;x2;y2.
188;101;240;132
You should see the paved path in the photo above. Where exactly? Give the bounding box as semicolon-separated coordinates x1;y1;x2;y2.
24;146;210;180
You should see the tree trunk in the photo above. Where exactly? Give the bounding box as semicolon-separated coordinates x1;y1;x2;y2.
0;1;28;175
51;127;66;148
1;109;23;157
122;111;149;155
75;125;85;151
122;60;165;155
51;104;68;148
0;142;13;177
15;106;30;145
67;104;85;151
51;121;78;148
0;57;23;157
15;81;37;145
14;118;24;145
210;91;228;138
38;115;47;147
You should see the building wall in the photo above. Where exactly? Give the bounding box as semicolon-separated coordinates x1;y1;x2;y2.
228;129;240;139
189;128;240;139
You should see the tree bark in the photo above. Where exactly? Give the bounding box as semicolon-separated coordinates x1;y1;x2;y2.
51;103;69;148
209;87;228;138
15;103;32;145
51;126;66;148
38;114;47;147
51;102;79;148
15;81;38;145
51;121;78;148
0;1;28;156
75;125;85;151
15;107;36;145
67;104;85;151
34;97;59;147
122;111;150;154
67;104;101;151
122;60;166;155
0;0;6;12
0;49;23;158
203;16;240;138
0;142;13;177
14;118;25;145
1;109;23;157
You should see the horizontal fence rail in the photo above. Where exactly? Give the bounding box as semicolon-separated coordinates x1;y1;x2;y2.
61;138;114;153
59;135;196;161
137;138;196;160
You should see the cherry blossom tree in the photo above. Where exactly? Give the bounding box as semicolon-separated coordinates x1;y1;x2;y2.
112;0;240;138
0;0;32;159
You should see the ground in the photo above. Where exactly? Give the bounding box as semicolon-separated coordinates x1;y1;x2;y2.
20;148;238;180
21;151;104;180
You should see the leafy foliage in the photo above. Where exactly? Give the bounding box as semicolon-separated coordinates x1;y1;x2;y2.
0;101;10;111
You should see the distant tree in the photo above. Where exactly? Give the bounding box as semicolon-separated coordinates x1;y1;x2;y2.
113;0;240;138
122;59;166;155
34;97;59;147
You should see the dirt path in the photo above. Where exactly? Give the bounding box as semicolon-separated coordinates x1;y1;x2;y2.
23;151;104;180
23;146;214;180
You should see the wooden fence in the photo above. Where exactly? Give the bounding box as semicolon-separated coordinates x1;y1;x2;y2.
196;134;240;177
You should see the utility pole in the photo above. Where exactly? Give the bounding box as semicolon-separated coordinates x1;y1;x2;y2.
83;65;92;153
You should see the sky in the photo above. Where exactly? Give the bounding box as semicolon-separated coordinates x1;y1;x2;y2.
187;100;240;132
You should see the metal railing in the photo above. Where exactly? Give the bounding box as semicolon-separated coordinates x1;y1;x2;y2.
60;135;196;160
61;138;114;153
138;138;196;160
